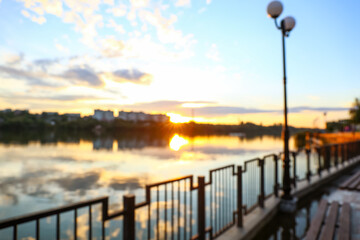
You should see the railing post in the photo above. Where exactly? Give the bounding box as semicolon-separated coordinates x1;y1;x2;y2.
344;144;348;162
237;166;243;227
306;149;311;181
102;197;108;240
292;152;297;188
341;144;345;164
273;155;279;197
123;194;135;240
323;146;330;172
316;147;322;176
197;176;206;240
334;145;338;167
258;159;265;208
351;142;355;159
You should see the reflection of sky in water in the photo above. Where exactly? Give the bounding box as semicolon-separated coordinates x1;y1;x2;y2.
0;134;294;221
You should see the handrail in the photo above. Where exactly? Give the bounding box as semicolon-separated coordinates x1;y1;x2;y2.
0;196;108;229
0;139;359;240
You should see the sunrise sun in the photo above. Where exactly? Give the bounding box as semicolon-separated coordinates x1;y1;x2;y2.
167;113;192;123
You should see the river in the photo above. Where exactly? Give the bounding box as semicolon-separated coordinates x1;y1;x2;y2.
0;131;297;220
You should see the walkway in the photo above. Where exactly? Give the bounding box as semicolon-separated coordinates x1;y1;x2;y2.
326;179;360;240
218;155;360;240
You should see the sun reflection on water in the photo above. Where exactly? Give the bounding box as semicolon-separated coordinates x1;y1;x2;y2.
169;134;189;151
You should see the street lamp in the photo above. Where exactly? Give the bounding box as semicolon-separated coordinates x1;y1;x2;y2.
267;1;296;203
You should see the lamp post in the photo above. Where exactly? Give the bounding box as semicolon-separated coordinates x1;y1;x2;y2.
267;1;296;202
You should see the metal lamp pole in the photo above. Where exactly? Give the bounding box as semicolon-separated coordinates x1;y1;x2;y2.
267;1;296;201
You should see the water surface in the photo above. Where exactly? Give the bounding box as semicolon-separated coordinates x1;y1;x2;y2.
0;131;294;221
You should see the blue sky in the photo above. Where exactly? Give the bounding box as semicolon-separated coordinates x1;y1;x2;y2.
0;0;359;127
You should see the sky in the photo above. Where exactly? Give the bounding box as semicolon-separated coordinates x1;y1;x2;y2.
0;0;359;127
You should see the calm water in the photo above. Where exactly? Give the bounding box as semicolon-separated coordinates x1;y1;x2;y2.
0;132;295;222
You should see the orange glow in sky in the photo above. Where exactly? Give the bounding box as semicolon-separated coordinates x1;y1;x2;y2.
165;110;349;128
167;113;192;123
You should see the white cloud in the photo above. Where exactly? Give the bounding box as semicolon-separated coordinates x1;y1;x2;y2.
21;10;30;18
141;24;148;32
19;0;103;47
130;0;149;8
19;0;63;17
106;19;126;34
32;15;46;24
206;0;212;4
99;37;126;58
104;0;114;5
55;43;70;54
175;0;191;7
106;4;127;17
206;44;220;61
2;53;24;65
62;0;101;14
138;9;195;49
127;9;137;21
103;68;153;85
21;9;46;24
17;0;197;63
63;11;83;26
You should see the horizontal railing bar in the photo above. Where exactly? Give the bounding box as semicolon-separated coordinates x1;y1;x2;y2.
146;175;193;188
244;204;258;215
242;157;261;172
264;193;273;199
0;196;108;229
244;157;261;164
209;164;235;173
106;209;125;220
263;153;278;159
134;201;147;209
206;164;236;185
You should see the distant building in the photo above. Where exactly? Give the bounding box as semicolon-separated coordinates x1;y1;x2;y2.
118;111;149;122
14;109;29;115
127;112;138;122
42;112;58;115
137;112;149;121
42;112;59;122
63;113;81;121
151;114;170;123
94;110;114;121
118;111;128;121
0;109;12;113
117;111;169;123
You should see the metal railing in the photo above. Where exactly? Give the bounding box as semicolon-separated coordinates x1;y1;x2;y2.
0;140;359;240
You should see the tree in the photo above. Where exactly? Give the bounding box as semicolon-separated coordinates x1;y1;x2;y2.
349;98;360;124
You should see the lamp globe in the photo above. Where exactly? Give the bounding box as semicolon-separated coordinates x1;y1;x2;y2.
267;1;283;19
